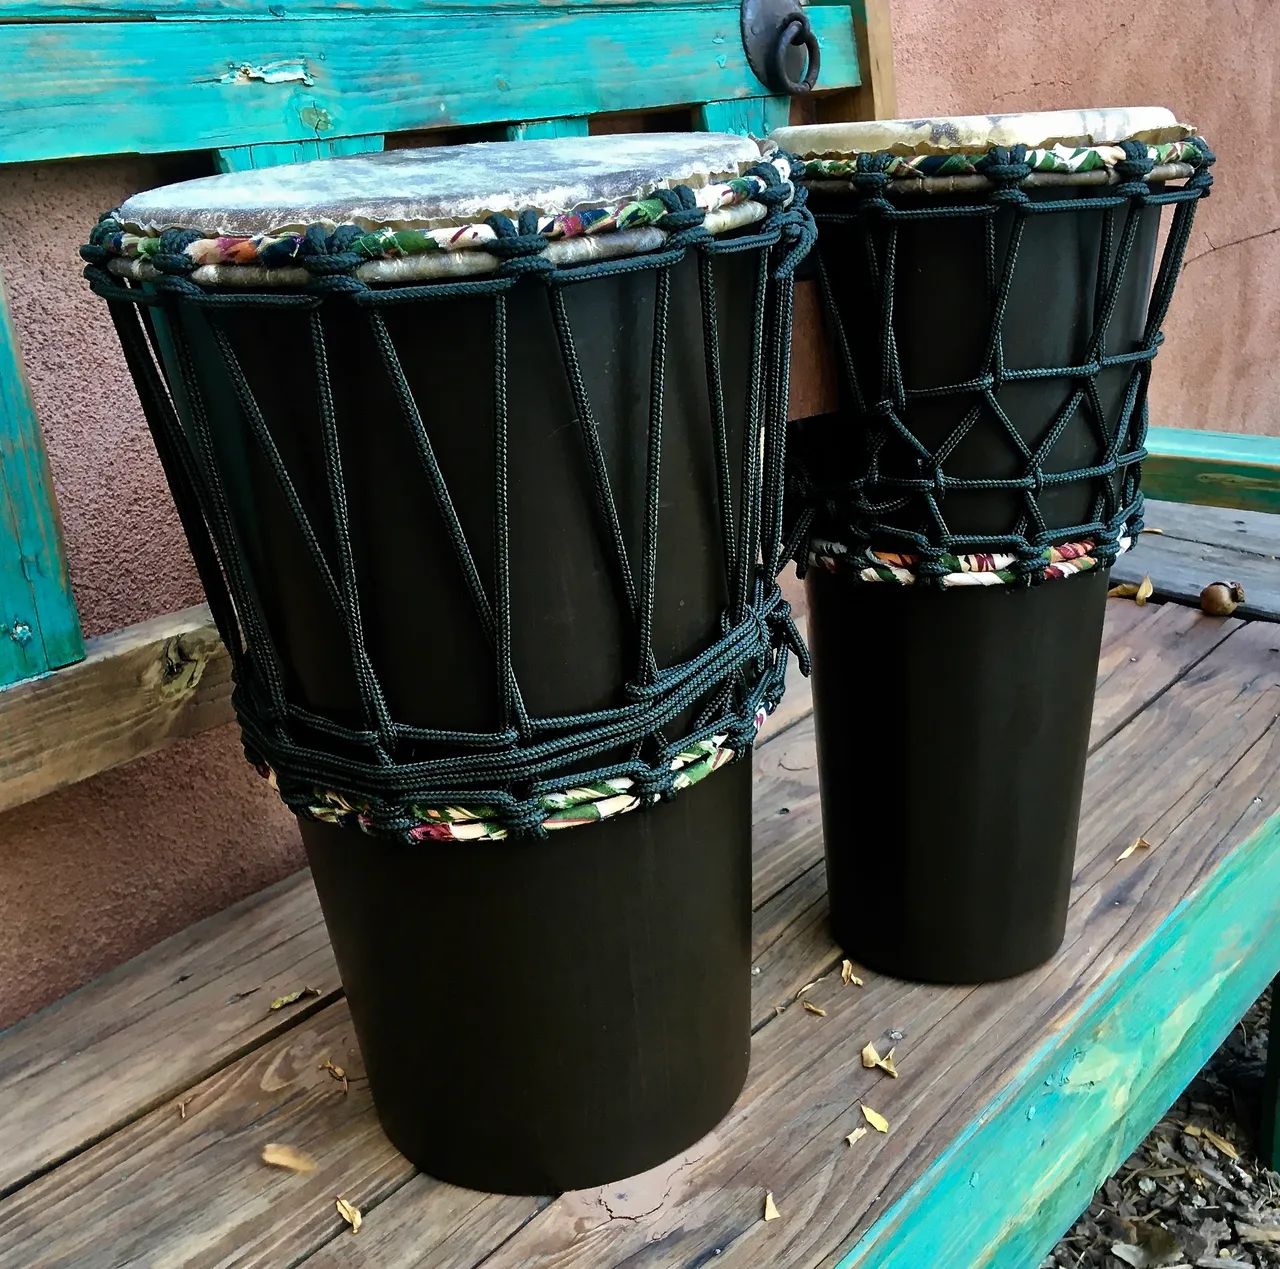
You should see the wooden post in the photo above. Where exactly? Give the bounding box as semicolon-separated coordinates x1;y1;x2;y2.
0;266;83;687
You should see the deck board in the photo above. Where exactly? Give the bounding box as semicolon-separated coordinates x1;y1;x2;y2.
0;600;1270;1269
1112;498;1280;620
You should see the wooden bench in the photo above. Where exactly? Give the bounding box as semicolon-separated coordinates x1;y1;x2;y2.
3;531;1279;1266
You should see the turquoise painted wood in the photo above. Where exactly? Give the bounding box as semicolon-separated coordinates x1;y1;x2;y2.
0;0;696;12
0;269;84;688
1143;425;1280;516
696;96;791;136
0;7;859;166
837;804;1280;1269
505;117;590;141
214;133;384;173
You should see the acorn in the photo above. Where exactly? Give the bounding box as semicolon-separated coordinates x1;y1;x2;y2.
1200;581;1246;616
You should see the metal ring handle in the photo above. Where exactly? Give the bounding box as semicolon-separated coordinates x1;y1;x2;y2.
771;13;820;95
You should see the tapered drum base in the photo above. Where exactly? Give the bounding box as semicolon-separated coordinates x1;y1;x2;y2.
806;567;1109;984
301;757;753;1194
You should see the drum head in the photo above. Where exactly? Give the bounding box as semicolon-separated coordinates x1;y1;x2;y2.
772;106;1195;159
116;133;767;237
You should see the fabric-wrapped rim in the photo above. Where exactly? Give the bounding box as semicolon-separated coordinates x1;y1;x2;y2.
771;107;1195;159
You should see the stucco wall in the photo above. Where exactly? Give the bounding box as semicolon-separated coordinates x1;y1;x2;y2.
0;159;302;1030
892;0;1279;439
0;0;1275;1027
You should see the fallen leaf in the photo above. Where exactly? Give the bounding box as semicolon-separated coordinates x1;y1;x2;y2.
1136;575;1154;605
262;1143;318;1174
763;1192;780;1222
1202;1128;1239;1160
178;1099;190;1121
319;1059;349;1092
1117;835;1154;862
1141;527;1164;535
802;1001;827;1017
845;1126;868;1147
1183;1124;1203;1137
335;1196;362;1233
861;1104;889;1133
796;981;818;998
861;1043;899;1077
269;987;320;1011
841;960;854;985
1109;583;1141;599
851;974;864;987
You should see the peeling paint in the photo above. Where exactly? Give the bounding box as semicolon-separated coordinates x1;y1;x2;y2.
218;59;314;87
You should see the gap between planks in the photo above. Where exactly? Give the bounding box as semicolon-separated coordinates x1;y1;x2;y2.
0;599;1244;1268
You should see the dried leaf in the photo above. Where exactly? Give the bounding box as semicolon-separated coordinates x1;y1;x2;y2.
1202;1128;1239;1161
1141;527;1164;535
269;986;320;1011
1136;575;1154;606
1117;835;1154;863
845;1126;868;1147
796;981;818;998
178;1099;190;1121
861;1104;889;1133
841;960;854;985
861;1042;898;1077
319;1059;349;1092
802;1001;827;1017
1183;1124;1203;1137
763;1192;781;1222
262;1143;318;1174
1109;583;1142;599
335;1196;362;1233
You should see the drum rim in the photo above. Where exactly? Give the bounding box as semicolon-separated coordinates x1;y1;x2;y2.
91;154;801;288
771;107;1195;159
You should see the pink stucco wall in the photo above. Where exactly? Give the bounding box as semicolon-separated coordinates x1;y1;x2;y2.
892;0;1279;439
0;0;1275;1028
0;159;302;1030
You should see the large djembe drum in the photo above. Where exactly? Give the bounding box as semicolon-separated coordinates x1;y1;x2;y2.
82;135;814;1191
773;109;1213;982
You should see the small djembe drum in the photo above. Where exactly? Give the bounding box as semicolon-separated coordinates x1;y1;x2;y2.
773;108;1213;982
82;134;814;1191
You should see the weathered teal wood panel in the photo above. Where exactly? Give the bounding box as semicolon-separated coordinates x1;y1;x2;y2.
505;117;590;142
0;270;83;688
0;0;696;13
838;802;1280;1269
696;97;791;136
214;132;383;173
1143;425;1280;515
0;8;858;165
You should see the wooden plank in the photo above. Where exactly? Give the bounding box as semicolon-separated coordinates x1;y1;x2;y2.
787;278;838;421
215;133;384;173
0;8;859;165
0;603;232;815
1140;497;1280;557
0;0;701;14
1143;425;1280;516
0;870;337;1198
0;709;845;1266
505;117;589;141
696;97;791;137
813;0;897;125
1111;535;1280;622
0;602;1247;1264
0;267;83;686
405;620;1280;1269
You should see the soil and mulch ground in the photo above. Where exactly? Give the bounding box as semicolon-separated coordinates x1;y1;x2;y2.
1043;991;1280;1269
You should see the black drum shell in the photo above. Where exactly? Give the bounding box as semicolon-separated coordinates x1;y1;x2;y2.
796;181;1163;982
151;249;766;1191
